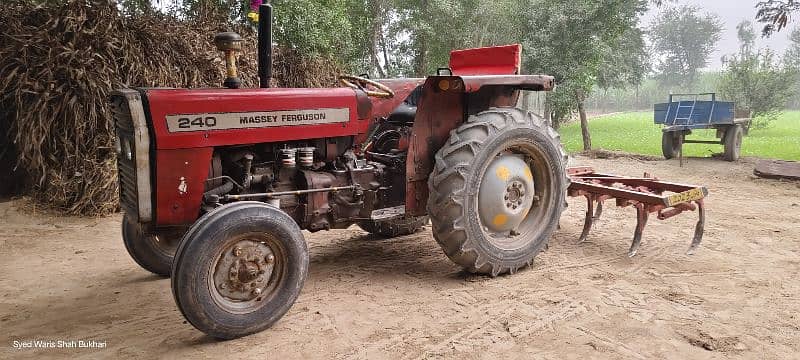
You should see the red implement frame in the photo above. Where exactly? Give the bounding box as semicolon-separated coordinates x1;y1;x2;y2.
567;166;707;257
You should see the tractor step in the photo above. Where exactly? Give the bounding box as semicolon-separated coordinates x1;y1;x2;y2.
566;166;707;257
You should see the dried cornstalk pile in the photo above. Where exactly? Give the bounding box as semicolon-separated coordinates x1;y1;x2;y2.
0;0;339;215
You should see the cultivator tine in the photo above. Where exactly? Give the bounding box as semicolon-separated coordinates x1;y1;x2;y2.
593;200;604;221
628;203;649;258
687;200;706;255
578;195;594;243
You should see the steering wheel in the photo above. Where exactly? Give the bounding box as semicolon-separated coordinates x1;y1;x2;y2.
339;75;395;99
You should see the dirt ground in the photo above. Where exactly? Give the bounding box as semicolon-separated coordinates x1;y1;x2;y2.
1;155;799;359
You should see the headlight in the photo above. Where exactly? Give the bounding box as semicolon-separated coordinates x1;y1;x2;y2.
123;140;132;160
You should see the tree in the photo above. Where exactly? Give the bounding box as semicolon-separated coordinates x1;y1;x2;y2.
784;27;800;68
783;27;800;108
520;0;648;150
719;21;796;128
648;5;723;87
597;26;651;90
756;0;800;36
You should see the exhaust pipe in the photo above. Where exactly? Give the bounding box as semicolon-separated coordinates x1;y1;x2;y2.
258;3;273;88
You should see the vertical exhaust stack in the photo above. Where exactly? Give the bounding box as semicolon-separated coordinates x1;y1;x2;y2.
258;3;273;88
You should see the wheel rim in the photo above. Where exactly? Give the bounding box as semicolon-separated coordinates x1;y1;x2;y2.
476;141;555;250
208;233;286;314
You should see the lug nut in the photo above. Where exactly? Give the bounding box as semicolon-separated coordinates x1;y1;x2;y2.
233;247;242;257
265;254;275;264
253;288;262;296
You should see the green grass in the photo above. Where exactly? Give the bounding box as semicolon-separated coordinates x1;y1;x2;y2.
559;111;800;161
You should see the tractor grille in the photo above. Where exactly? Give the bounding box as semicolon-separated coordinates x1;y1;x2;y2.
110;95;139;217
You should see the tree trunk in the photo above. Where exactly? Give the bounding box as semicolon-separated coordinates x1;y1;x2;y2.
576;89;592;151
379;27;391;76
370;0;386;78
414;38;427;77
413;0;428;77
544;95;552;128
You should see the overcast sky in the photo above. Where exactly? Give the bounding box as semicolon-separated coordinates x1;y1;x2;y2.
643;0;794;70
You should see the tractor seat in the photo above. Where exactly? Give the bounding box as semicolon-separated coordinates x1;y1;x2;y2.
386;86;422;125
386;103;416;125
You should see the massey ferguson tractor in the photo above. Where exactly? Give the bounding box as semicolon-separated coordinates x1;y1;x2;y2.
112;4;709;339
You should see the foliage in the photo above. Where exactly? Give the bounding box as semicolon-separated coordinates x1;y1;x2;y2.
519;0;647;152
718;21;796;129
648;5;723;86
756;0;800;36
785;27;800;68
784;27;800;108
597;26;651;90
267;0;368;70
559;111;800;161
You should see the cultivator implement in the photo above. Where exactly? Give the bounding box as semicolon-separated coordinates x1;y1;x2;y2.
566;167;707;257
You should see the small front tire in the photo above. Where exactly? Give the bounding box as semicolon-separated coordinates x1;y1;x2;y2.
171;202;309;339
122;214;179;277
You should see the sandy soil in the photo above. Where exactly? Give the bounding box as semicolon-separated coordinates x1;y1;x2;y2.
1;155;799;359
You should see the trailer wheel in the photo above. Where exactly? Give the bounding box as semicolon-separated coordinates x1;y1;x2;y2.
358;216;429;238
723;125;743;161
171;202;308;339
122;214;178;277
427;108;568;276
661;131;681;159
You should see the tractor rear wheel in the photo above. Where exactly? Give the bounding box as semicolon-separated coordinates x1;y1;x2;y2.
358;216;429;238
427;108;568;276
171;202;308;339
122;214;179;277
661;131;682;159
723;125;743;161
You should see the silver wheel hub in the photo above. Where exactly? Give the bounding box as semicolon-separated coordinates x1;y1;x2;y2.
213;240;275;302
478;153;535;234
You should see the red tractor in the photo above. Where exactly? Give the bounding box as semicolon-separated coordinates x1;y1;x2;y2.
112;4;706;339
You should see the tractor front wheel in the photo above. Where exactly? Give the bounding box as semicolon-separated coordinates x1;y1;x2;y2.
170;202;308;339
427;108;568;276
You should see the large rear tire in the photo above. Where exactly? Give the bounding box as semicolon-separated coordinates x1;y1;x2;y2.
122;214;179;277
723;125;743;161
358;216;429;238
171;202;308;339
661;131;681;159
427;108;568;276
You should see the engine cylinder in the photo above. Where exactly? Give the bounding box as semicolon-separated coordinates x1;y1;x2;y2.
280;148;297;167
298;147;315;167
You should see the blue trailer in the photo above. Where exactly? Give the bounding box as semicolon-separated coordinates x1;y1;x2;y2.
654;93;751;161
